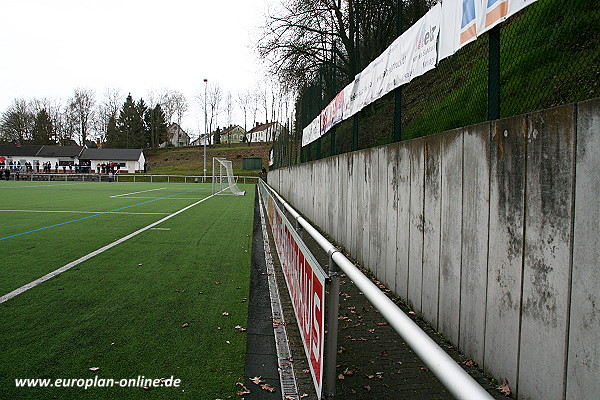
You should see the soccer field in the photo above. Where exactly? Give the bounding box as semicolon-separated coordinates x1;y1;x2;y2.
0;180;256;399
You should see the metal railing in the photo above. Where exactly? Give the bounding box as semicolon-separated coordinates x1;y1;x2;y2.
1;173;260;185
259;179;493;400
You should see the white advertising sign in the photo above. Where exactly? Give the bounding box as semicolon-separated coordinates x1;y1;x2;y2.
263;187;326;397
301;116;321;147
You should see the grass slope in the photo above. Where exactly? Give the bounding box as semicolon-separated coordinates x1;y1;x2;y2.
144;143;272;176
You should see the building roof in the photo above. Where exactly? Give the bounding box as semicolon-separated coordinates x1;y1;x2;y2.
0;144;44;156
37;145;84;157
167;122;190;138
79;148;143;161
247;122;277;134
219;125;245;135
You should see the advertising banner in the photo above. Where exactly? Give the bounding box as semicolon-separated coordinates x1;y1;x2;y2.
301;116;321;147
262;187;326;397
343;3;441;120
320;90;345;135
439;0;538;61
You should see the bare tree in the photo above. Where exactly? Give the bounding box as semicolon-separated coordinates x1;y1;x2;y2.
95;88;123;144
0;98;33;143
69;88;96;146
236;90;253;132
258;0;433;91
171;91;188;126
156;89;188;126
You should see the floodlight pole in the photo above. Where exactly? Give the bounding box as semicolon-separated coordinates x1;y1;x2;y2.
203;78;208;183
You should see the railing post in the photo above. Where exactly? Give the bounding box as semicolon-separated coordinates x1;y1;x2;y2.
324;249;341;399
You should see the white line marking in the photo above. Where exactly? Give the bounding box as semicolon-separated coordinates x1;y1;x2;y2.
150;228;171;231
110;187;166;197
0;192;217;304
0;209;171;215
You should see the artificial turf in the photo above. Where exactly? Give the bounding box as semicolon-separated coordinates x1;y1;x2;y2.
0;181;255;399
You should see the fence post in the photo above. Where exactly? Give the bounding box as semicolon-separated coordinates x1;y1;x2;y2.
488;26;501;120
324;249;341;399
393;0;403;143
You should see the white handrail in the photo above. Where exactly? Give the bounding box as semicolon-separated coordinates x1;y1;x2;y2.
260;179;493;400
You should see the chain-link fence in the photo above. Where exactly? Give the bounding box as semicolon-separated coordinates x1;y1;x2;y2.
271;0;599;168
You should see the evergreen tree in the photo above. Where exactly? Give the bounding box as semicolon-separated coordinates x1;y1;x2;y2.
31;109;54;144
116;94;146;148
145;104;168;149
135;98;149;148
105;115;119;147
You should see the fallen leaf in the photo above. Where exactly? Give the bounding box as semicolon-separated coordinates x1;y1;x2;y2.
363;385;371;391
260;383;275;392
498;381;511;396
88;367;100;371
250;376;263;385
225;341;231;344
338;374;345;380
215;281;221;285
463;359;475;367
234;325;247;332
180;323;189;328
365;374;374;379
222;312;230;316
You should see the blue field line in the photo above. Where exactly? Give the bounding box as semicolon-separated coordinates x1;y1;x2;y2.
0;185;211;242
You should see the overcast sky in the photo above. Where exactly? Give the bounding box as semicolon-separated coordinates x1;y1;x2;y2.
0;0;272;137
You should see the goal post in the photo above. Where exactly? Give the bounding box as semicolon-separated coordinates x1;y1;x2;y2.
212;157;246;196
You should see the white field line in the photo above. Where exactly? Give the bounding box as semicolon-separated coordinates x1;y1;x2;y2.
150;228;171;231
0;183;79;189
0;192;218;304
110;187;166;197
0;209;171;215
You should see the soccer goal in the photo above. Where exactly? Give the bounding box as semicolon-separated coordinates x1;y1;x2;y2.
212;157;246;196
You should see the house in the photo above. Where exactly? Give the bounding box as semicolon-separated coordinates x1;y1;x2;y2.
0;144;84;172
165;123;190;147
191;133;214;146
0;144;146;173
219;125;246;144
245;121;286;143
79;148;145;173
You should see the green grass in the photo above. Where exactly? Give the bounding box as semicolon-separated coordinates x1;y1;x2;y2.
0;181;256;399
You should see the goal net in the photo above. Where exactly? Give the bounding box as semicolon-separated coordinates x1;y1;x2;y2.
212;157;245;196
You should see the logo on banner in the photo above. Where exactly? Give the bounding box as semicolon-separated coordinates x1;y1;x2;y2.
460;0;477;44
416;22;437;50
485;0;508;27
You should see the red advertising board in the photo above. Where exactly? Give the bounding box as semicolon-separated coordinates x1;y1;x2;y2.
264;190;326;397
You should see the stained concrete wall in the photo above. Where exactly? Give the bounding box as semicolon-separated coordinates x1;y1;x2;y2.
268;98;599;400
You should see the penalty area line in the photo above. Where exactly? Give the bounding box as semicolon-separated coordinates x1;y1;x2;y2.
110;187;167;197
0;191;218;305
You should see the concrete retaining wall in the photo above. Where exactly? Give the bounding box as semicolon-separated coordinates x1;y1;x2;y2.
268;99;599;400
